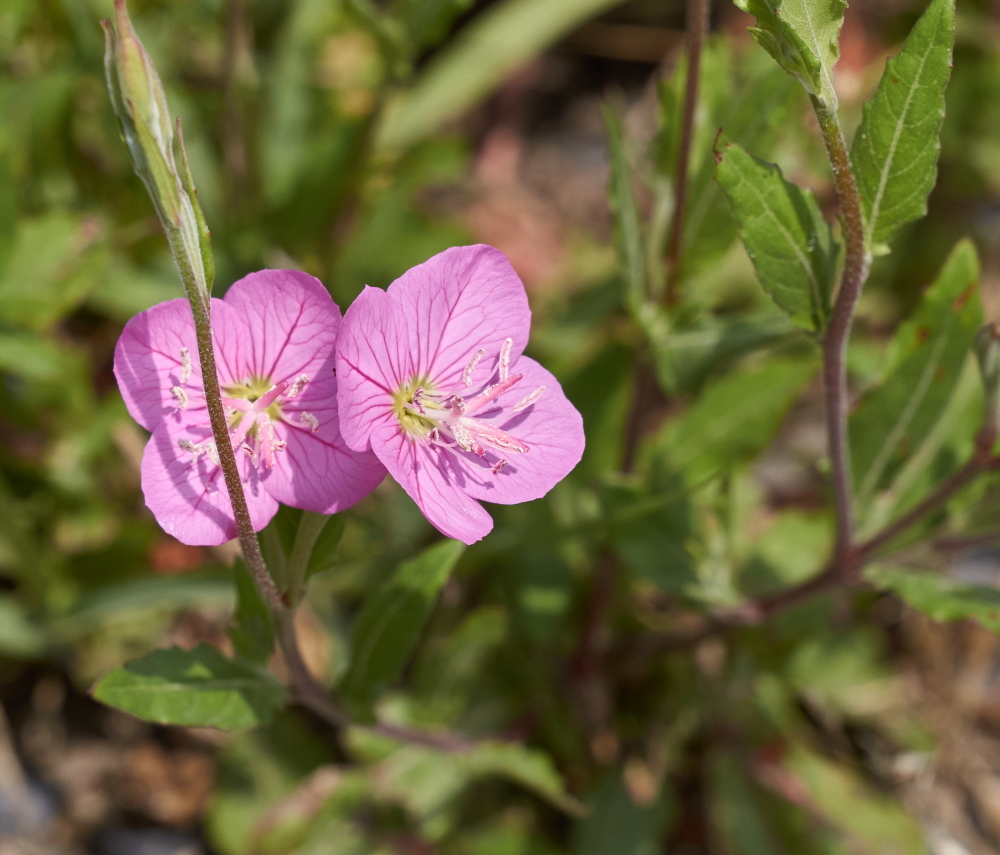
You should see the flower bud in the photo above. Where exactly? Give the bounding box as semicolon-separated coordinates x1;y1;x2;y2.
102;0;212;303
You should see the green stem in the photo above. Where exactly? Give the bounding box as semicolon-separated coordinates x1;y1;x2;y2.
811;97;870;567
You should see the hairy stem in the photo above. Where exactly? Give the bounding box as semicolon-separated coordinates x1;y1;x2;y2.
812;97;870;566
187;298;284;610
664;0;711;305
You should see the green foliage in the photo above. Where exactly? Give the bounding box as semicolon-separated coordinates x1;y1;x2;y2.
733;0;846;108
230;559;274;665
339;539;465;716
851;240;982;508
717;140;838;331
376;0;627;151
867;566;1000;633
93;644;286;729
604;105;645;312
3;0;1000;851
652;357;818;484
851;0;955;254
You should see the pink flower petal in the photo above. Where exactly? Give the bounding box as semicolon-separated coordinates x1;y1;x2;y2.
336;285;409;453
222;269;343;385
141;418;278;546
115;299;204;431
386;245;531;389
265;371;387;512
370;423;493;544
452;356;584;506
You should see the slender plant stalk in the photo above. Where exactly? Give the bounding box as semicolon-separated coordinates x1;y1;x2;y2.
664;0;710;305
186;298;285;610
812;98;870;566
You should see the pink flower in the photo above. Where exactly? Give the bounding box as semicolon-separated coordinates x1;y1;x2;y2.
335;245;585;545
114;270;386;546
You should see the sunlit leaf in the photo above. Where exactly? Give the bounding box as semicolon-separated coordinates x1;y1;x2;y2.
734;0;845;108
93;644;286;729
716;141;838;331
851;0;954;252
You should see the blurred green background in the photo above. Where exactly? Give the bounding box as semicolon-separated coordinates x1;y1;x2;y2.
5;0;1000;853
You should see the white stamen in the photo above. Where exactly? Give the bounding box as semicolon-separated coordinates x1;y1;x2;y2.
204;441;220;466
178;439;203;459
300;412;319;432
449;395;467;415
452;422;483;456
412;387;427;415
462;349;485;387
491;459;509;475
179;347;192;383
273;438;287;452
171;386;189;410
499;338;513;382
286;374;310;398
513;386;545;412
242;442;258;466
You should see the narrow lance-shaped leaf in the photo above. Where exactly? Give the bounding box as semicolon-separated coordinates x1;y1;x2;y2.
338;539;465;718
603;104;645;313
716;141;838;332
733;0;845;109
850;0;954;253
93;644;286;730
851;239;982;507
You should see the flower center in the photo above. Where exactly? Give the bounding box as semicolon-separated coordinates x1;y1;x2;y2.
392;338;545;476
172;350;318;473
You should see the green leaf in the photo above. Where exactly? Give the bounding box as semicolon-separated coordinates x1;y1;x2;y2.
851;239;982;506
652;358;818;485
339;539;465;715
52;574;235;640
376;0;627;152
229;559;274;665
716;141;838;331
734;0;846;108
782;744;926;852
366;739;584;821
0;212;107;332
305;513;347;578
867;565;1000;633
93;644;286;729
682;56;802;272
603;104;645;314
573;773;672;855
850;0;955;251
